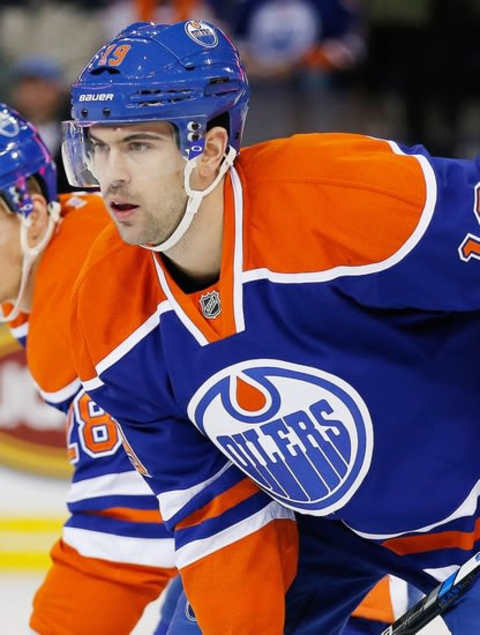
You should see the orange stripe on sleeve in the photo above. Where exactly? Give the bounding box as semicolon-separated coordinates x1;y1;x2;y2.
91;506;163;524
383;518;480;555
176;477;260;529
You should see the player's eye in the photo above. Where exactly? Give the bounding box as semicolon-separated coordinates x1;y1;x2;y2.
88;138;108;155
127;141;151;152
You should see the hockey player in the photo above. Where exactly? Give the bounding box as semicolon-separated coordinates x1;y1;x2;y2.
63;20;480;633
0;103;398;635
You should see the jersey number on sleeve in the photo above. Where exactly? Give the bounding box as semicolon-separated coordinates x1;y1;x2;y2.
459;183;480;261
74;392;122;458
66;405;79;464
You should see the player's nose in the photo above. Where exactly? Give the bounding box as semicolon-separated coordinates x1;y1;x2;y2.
101;150;130;191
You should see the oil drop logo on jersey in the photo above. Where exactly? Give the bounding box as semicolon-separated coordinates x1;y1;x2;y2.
188;359;373;515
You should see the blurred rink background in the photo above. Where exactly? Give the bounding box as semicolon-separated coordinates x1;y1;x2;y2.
2;0;480;632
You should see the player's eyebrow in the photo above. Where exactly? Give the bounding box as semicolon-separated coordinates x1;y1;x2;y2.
88;131;167;143
120;132;167;142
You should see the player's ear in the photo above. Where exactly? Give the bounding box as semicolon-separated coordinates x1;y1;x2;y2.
26;193;49;249
195;126;229;181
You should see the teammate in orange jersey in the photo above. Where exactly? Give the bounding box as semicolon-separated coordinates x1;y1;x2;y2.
0;103;185;634
64;20;480;634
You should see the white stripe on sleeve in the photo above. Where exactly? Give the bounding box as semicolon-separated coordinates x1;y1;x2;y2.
63;526;176;567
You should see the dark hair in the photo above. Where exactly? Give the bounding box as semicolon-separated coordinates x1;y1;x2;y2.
207;112;230;135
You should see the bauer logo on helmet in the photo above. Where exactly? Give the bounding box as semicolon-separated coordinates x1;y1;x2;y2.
79;94;114;103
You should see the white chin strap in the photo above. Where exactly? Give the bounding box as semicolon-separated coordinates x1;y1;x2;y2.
0;201;61;323
141;145;237;253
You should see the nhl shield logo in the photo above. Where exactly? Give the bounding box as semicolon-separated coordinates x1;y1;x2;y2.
199;290;221;319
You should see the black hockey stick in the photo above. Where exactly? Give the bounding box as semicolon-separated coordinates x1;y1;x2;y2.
381;552;480;634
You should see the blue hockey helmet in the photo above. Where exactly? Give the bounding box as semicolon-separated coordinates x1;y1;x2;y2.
0;103;60;323
63;20;249;188
0;103;57;217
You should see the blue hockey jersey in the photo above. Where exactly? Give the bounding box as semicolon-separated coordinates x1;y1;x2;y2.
71;133;480;630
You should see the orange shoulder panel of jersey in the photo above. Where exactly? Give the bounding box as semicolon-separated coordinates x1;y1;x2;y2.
71;223;167;380
30;538;175;635
27;193;111;393
181;518;298;634
238;133;427;274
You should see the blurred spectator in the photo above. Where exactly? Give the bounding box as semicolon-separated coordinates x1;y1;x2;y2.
206;0;365;143
427;0;480;156
210;0;364;79
101;0;215;39
361;1;434;147
0;1;107;84
9;57;72;192
361;0;480;156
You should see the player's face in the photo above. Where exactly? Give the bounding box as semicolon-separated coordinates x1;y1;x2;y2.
88;122;187;246
0;200;22;303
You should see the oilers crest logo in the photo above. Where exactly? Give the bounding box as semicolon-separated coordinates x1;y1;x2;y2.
185;21;219;48
188;360;373;515
0;111;19;138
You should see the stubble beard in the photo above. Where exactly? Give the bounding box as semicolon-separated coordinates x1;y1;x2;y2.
116;193;188;247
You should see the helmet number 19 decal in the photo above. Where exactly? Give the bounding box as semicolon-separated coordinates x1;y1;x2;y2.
98;44;131;68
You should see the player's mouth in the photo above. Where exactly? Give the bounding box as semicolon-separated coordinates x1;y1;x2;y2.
110;201;139;221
